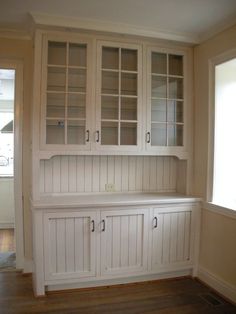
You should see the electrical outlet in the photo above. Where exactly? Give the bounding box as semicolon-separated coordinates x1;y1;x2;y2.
105;183;115;192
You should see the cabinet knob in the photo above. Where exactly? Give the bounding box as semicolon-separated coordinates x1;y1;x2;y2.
101;219;105;231
96;130;100;143
86;130;90;142
146;132;151;143
91;220;95;232
153;216;158;228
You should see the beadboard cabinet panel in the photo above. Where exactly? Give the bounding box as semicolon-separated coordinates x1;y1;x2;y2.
151;205;194;271
100;209;148;276
44;211;97;281
40;156;178;194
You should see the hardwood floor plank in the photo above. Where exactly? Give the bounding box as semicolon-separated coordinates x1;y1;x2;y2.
0;273;235;314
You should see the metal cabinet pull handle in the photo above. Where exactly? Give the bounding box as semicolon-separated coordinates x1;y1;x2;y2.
96;130;100;143
146;132;151;143
101;219;105;231
86;130;90;142
154;217;158;228
91;220;95;232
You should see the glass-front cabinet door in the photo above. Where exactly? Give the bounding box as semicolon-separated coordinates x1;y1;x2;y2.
41;36;92;150
96;41;142;151
146;48;185;154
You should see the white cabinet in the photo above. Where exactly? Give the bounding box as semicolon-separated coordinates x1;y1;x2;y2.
100;209;148;276
43;211;97;281
150;205;195;271
40;34;93;151
32;196;200;295
146;47;188;156
34;30;192;157
95;41;142;151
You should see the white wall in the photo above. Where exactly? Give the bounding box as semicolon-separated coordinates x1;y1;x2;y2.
0;178;14;227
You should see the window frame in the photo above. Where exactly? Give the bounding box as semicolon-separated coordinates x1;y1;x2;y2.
207;49;236;214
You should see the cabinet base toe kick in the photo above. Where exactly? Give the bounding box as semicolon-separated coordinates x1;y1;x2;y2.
36;268;195;295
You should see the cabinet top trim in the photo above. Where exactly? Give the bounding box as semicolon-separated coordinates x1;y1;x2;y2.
31;193;201;209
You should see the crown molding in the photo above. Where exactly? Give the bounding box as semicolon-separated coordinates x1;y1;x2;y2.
30;12;200;44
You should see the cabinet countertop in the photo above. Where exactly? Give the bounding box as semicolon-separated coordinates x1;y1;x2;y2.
31;193;201;209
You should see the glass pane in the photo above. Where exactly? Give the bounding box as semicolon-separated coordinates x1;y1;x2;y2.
101;96;119;120
151;99;166;122
121;73;137;96
48;41;66;65
168;100;183;123
168;124;183;146
102;47;119;70
101;122;118;145
68;94;86;118
121;49;137;71
102;71;119;94
46;120;65;144
152;76;167;98
169;77;183;99
69;43;87;67
47;67;66;91
67;120;85;145
152;52;167;74
151;123;167;146
68;68;86;92
169;54;183;76
121;97;137;120
120;122;137;145
46;93;65;118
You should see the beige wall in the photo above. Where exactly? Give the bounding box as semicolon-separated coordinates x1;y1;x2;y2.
194;25;236;287
0;37;33;259
200;210;236;286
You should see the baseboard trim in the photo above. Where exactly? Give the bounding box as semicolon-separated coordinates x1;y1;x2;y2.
198;266;236;304
0;222;14;229
23;259;33;274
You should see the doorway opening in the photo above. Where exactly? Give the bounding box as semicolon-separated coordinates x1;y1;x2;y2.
0;61;24;271
0;69;16;270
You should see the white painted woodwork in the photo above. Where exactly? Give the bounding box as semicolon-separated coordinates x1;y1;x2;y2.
95;41;142;151
100;209;148;276
151;205;194;270
44;211;97;280
40;156;179;194
32;196;200;296
40;33;94;151
32;29;192;161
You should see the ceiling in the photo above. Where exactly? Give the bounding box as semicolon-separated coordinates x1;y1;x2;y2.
1;0;236;43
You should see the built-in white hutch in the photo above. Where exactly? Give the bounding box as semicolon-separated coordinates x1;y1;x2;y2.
31;28;200;296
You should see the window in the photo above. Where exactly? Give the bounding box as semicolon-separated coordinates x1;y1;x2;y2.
213;59;236;210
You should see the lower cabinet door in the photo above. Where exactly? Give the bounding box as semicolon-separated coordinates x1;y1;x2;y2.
44;211;97;281
151;205;194;270
100;208;149;276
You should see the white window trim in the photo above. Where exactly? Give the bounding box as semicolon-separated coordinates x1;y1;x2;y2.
207;48;236;217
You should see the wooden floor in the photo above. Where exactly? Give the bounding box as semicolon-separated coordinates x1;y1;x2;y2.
0;229;15;252
0;273;235;314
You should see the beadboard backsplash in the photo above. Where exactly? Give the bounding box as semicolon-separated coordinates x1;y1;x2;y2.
40;156;181;195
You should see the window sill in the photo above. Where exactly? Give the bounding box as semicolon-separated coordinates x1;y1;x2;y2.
202;201;236;219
